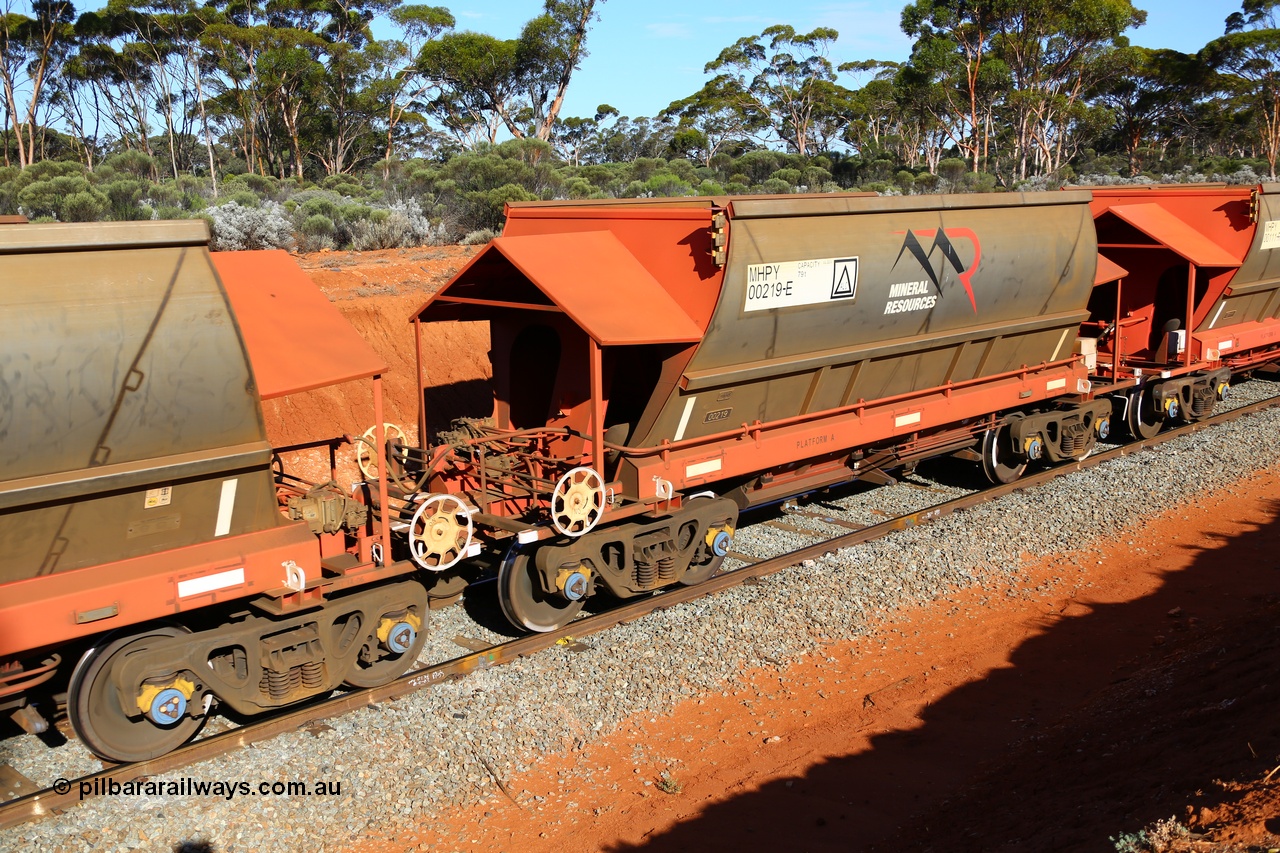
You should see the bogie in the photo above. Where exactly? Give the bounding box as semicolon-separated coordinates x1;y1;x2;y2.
495;496;739;633
65;581;427;762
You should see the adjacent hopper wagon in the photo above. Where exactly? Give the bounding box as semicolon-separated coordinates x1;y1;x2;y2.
400;192;1116;632
0;222;426;762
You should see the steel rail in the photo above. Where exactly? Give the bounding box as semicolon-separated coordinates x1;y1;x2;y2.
4;390;1278;830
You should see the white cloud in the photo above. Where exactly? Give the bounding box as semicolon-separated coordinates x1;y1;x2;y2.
700;15;773;25
647;22;692;38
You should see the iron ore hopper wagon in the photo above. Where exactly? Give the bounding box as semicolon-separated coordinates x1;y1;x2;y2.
0;221;426;762
400;192;1120;633
397;186;1280;633
6;183;1280;765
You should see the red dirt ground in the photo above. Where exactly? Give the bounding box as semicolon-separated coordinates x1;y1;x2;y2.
289;248;1280;853
265;246;492;486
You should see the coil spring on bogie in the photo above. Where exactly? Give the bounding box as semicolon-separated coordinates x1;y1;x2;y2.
261;665;305;700
657;554;677;583
634;559;656;588
1060;431;1082;456
301;660;324;690
1191;388;1213;416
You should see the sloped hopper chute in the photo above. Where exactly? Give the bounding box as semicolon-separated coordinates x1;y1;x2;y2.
214;249;389;399
1103;204;1242;268
411;230;704;345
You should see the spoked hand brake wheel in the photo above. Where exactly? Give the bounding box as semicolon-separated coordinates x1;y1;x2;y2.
550;467;605;538
407;493;474;571
356;422;408;481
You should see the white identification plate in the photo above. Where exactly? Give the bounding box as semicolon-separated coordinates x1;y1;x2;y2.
1262;220;1280;250
145;486;172;509
744;257;858;312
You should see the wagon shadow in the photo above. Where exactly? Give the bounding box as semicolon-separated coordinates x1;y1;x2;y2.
606;498;1280;853
421;378;494;439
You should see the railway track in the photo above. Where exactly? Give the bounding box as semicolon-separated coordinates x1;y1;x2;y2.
4;387;1280;830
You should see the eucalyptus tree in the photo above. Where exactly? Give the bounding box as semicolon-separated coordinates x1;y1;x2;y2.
1205;0;1280;178
68;0;215;179
200;0;272;176
513;0;602;141
417;0;603;145
301;0;405;176
900;0;1006;171
704;24;847;156
255;19;325;178
892;56;954;170
837;61;905;160
0;0;76;167
416;30;518;147
660;75;767;166
989;0;1146;180
365;4;453;170
1092;46;1200;175
551;103;619;165
68;6;162;170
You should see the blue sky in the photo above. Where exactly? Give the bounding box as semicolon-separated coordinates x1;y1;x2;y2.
446;0;1247;119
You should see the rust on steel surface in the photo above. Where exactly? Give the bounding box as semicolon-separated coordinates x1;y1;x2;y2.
626;192;1098;462
212;249;388;399
6;391;1277;830
411;231;704;346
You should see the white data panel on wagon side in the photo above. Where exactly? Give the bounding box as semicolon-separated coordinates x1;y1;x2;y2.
743;257;858;312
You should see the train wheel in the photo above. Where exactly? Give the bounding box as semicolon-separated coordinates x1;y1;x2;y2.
1126;387;1165;439
68;626;204;763
981;424;1027;485
344;589;429;689
497;542;583;634
681;498;738;586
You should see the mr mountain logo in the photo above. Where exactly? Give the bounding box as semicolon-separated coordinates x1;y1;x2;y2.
884;228;982;316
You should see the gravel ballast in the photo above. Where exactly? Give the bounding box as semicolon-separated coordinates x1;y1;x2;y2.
4;381;1280;852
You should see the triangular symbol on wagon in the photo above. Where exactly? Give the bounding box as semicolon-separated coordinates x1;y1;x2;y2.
831;258;858;300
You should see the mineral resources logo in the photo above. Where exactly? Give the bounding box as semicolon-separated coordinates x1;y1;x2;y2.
887;228;982;315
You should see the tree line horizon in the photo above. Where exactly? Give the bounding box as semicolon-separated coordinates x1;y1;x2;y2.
2;0;1278;241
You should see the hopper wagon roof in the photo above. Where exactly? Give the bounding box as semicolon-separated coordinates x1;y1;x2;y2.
410;230;704;346
213;250;388;398
1100;203;1242;268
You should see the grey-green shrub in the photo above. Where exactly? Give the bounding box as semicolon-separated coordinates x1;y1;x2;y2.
208;200;294;251
460;228;496;245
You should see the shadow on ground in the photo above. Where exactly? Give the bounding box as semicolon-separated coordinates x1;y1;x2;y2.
607;499;1280;853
